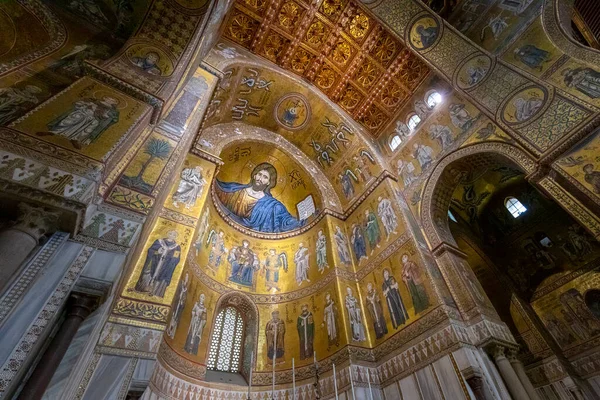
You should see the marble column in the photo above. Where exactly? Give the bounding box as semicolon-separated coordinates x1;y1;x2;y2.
17;292;98;400
492;346;530;400
0;203;59;292
508;352;540;400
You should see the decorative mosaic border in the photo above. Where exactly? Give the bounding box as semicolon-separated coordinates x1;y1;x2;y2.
0;232;69;325
0;246;94;396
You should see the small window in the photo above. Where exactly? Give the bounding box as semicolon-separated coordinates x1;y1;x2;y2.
407;114;421;131
426;91;442;108
448;210;457;223
389;135;402;151
207;306;245;373
505;197;527;218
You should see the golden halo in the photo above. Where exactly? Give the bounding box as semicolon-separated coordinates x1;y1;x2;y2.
93;90;128;110
241;155;288;200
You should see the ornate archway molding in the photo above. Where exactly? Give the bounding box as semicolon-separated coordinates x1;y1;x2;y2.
420;142;537;251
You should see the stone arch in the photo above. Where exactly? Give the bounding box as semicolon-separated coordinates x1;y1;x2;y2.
420;142;537;250
541;0;600;66
207;290;259;381
197;122;344;212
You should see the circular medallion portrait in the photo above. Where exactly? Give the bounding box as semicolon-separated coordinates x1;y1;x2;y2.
409;16;440;51
274;93;311;130
502;86;547;125
126;44;174;77
456;54;492;90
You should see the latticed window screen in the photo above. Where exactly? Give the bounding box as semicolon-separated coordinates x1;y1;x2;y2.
207;306;245;372
505;197;527;218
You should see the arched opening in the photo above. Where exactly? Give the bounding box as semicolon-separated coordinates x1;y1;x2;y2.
424;146;600;394
205;292;258;386
407;113;421;131
389;134;402;152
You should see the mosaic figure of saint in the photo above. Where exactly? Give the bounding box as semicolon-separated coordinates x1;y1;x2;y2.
345;287;366;342
297;304;314;360
416;24;438;48
133;230;181;298
513;96;543;122
514;45;550;70
449;103;475;131
266;311;286;361
414;100;433;120
262;249;288;291
184;294;207;355
428;124;454;151
583;164;600;194
0;85;42;126
132;52;162;75
563;67;600;99
167;272;189;339
294;242;310;285
467;65;487;86
339;172;355;200
545;315;575;346
172;166;206;210
206;230;227;270
228;240;259;286
215;162;304;233
365;282;388;339
382;268;409;329
334;226;352;266
364;209;381;254
351;224;368;261
316;230;329;273
322;292;340;350
38;96;119;149
377;197;398;240
413;143;434;170
397;160;418;187
401;254;430;314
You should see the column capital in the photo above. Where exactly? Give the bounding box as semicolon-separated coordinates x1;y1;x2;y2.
12;202;60;241
492;344;507;360
66;292;99;320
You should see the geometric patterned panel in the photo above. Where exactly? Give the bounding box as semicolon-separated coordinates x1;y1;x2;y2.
221;0;430;137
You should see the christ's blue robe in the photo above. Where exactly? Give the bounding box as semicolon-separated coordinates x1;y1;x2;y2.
215;180;305;233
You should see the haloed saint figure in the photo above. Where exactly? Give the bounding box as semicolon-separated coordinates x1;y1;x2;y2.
215;162;305;233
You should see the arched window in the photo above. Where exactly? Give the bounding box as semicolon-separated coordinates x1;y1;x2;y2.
207;306;245;373
426;91;442;108
407;114;421;131
389;134;402;151
505;197;527;218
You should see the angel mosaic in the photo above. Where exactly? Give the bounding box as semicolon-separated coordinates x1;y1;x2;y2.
262;249;288;291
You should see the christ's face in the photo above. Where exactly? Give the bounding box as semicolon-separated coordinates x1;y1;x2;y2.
252;169;270;191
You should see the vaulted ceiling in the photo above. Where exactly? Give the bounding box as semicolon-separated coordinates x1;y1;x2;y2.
220;0;430;137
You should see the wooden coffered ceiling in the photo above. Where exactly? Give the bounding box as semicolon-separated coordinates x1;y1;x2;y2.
220;0;431;137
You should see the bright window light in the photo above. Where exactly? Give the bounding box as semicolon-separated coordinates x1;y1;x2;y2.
426;91;442;108
505;197;527;218
408;114;421;131
389;135;402;151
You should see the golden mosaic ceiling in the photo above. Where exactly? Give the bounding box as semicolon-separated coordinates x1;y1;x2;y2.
220;0;430;137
